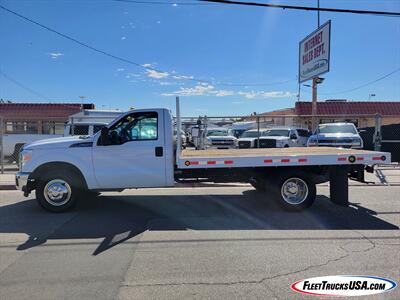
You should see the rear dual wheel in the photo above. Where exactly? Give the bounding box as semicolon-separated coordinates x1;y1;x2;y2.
258;172;316;211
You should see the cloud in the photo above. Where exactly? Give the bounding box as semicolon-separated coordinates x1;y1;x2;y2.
116;68;125;72
162;84;237;97
48;52;63;59
239;90;295;99
146;69;169;79
142;63;152;68
172;75;194;80
121;36;127;40
214;90;235;97
238;91;258;99
162;85;215;96
260;91;295;98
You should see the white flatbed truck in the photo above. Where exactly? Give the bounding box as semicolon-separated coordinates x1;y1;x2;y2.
16;98;391;212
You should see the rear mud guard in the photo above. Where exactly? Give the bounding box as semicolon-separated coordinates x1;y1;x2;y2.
330;166;349;206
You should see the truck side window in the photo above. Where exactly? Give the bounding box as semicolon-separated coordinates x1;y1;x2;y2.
107;112;158;144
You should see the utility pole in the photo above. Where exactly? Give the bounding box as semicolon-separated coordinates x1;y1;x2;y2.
311;77;318;130
79;96;86;108
311;0;321;131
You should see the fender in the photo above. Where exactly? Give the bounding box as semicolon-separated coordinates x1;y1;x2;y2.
24;147;99;189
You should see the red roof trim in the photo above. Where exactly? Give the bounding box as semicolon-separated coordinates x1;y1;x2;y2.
295;101;400;116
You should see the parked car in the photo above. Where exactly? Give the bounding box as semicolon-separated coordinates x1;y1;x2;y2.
307;123;364;149
230;121;257;138
237;129;270;148
257;127;304;148
205;127;237;149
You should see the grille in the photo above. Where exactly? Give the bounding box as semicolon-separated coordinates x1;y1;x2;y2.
239;141;251;148
318;139;353;144
259;139;277;148
212;139;234;145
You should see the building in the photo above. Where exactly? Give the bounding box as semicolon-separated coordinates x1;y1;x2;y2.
0;102;95;134
295;100;400;128
252;100;400;129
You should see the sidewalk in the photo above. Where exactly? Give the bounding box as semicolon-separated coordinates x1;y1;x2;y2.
0;172;16;190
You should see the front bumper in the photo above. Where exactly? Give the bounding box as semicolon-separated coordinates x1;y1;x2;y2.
15;172;33;195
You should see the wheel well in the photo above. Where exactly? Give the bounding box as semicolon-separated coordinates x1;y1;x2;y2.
31;162;88;189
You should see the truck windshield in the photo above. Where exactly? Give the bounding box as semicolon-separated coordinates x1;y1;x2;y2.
264;130;290;137
318;124;357;134
207;130;228;136
241;131;263;138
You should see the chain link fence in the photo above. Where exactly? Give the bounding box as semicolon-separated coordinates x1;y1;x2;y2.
1;112;399;173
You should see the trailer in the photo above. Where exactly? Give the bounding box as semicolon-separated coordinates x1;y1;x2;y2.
16;98;391;212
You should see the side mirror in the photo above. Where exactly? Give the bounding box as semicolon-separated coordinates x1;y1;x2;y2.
100;127;110;145
290;134;297;139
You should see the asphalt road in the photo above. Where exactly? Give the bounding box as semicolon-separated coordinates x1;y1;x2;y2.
0;185;399;299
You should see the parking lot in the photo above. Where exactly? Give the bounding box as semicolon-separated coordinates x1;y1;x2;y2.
0;185;399;299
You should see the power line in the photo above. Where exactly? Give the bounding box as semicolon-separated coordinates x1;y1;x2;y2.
0;4;293;89
114;0;210;5
199;0;400;17
0;70;51;101
301;67;400;95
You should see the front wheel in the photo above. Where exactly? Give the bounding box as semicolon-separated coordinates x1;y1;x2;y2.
36;171;82;212
272;173;316;211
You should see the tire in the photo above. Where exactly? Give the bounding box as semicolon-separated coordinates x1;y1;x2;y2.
271;171;316;211
35;170;83;212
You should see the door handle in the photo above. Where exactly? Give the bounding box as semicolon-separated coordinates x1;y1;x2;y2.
155;146;163;157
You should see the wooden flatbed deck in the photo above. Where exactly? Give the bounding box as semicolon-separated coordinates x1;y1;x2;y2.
181;147;374;158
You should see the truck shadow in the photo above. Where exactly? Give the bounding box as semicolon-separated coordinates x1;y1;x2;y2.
0;190;398;256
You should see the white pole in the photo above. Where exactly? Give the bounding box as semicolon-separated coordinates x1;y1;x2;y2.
0;118;4;174
176;96;182;164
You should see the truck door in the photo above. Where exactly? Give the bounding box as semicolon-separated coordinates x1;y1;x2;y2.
92;110;166;189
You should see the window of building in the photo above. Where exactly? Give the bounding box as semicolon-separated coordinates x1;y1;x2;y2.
4;121;39;134
42;121;66;134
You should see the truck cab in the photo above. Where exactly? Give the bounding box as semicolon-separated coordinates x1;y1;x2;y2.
17;108;175;211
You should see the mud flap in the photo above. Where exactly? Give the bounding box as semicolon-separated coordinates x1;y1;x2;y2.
330;166;349;206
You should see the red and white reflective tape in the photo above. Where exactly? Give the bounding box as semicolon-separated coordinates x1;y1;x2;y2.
337;156;386;162
185;160;234;166
264;158;308;164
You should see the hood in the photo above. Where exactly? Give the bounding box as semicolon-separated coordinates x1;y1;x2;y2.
24;135;94;150
208;135;237;140
310;133;359;139
260;136;289;141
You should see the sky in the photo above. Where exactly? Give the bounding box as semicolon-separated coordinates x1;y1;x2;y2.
0;0;399;116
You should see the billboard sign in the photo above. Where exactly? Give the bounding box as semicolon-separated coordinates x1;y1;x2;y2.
299;20;331;83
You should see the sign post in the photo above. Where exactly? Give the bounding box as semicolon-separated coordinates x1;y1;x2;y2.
299;20;331;130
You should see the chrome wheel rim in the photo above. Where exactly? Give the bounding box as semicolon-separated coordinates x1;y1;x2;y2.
281;177;308;205
43;179;72;206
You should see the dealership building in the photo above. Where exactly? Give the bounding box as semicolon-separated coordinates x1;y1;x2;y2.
255;100;400;129
0;102;95;134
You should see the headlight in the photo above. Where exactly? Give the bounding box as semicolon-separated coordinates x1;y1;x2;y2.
351;138;362;146
307;137;317;146
20;149;33;168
